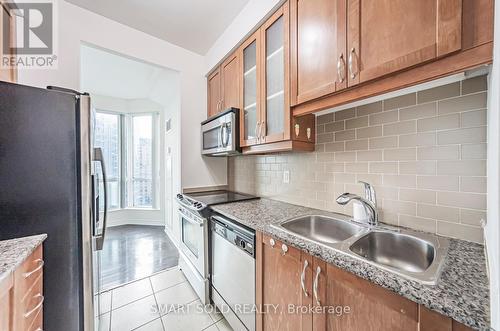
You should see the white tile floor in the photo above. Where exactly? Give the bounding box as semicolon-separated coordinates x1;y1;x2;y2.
97;268;233;331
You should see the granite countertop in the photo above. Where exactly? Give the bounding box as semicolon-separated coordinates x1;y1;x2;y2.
0;234;47;284
211;198;490;330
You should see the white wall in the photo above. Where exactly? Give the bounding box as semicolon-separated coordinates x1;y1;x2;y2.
486;0;500;327
17;0;227;192
204;0;282;73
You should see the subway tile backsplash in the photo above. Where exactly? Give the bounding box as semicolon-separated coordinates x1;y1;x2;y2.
228;75;488;243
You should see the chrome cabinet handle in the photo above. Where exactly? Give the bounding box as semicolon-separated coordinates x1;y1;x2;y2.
348;48;358;79
281;244;288;256
24;294;44;318
313;266;321;306
261;121;266;140
301;260;309;297
269;238;275;247
337;53;346;83
23;259;44;278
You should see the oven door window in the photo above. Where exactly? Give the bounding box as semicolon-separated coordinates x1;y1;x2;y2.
203;126;221;150
181;216;200;258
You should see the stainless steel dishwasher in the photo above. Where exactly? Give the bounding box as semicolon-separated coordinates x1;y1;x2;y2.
211;214;255;331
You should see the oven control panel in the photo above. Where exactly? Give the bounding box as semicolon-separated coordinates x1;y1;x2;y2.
176;194;205;211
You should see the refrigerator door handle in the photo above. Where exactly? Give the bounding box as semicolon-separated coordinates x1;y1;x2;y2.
93;147;108;251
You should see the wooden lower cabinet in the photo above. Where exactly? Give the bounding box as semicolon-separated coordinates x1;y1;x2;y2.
256;232;312;331
0;244;44;331
256;232;474;331
0;274;14;331
313;259;418;331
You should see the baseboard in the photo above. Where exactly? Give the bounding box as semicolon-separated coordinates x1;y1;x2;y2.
108;219;164;227
164;227;180;248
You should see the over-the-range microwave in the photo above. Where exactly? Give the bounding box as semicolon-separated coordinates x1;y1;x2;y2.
201;108;240;156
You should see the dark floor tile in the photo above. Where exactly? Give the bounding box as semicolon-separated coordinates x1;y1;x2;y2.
100;225;179;290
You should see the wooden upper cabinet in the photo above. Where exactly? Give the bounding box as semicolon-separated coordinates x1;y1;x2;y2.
239;31;261;147
207;68;221;118
221;52;240;110
256;233;312;331
207;51;241;118
260;2;290;144
347;0;462;86
290;0;347;105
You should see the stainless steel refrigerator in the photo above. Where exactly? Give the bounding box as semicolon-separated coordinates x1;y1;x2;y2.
0;81;108;330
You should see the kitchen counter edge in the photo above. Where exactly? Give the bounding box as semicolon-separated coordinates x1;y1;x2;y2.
0;234;47;284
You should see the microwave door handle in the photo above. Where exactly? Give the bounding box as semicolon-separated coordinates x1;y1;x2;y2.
218;124;224;148
222;123;230;147
93;147;108;251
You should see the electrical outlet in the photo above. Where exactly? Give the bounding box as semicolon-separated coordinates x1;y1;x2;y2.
283;170;290;184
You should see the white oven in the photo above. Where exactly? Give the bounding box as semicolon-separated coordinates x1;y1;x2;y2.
177;205;209;303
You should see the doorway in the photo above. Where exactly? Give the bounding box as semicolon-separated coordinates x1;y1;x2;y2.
80;44;181;290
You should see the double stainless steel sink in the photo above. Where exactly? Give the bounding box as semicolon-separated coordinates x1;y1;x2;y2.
272;214;449;285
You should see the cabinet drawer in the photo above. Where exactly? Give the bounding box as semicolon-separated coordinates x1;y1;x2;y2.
15;273;43;331
14;245;43;301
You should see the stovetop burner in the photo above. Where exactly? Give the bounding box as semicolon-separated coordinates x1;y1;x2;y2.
185;190;258;206
176;190;259;218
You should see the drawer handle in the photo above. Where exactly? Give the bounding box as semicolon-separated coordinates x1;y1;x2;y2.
23;259;44;278
300;260;309;297
313;266;321;306
269;238;275;247
24;294;44;318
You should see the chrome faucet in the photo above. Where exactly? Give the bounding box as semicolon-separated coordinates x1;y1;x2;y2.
336;181;378;226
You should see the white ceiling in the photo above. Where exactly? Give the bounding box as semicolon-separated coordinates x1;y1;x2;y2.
67;0;249;55
80;44;179;105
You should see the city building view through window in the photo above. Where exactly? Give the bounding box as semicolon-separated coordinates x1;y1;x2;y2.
132;115;154;208
94;111;156;210
94;112;121;210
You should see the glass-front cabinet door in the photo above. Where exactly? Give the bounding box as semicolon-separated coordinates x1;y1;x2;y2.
240;31;261;147
261;3;289;143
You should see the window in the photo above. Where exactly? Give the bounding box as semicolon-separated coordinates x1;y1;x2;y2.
131;114;154;208
94;111;158;210
94;112;121;210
